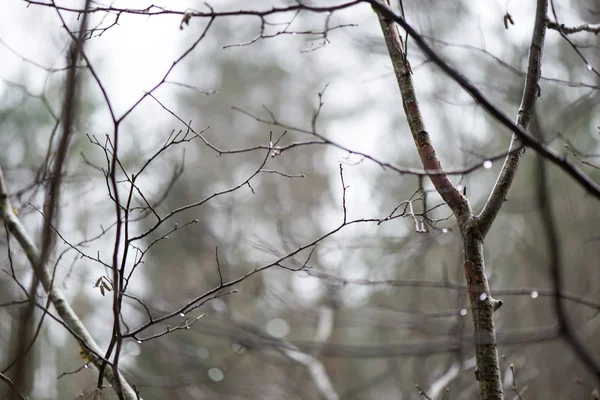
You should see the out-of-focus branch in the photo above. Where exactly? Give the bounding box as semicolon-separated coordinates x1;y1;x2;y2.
0;169;140;399
533;114;600;381
478;0;548;237
284;305;339;400
6;1;139;398
190;321;559;358
11;0;92;393
0;372;27;400
308;269;600;311
428;358;476;399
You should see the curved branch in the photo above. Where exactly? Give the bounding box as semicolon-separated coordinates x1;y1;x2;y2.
0;169;139;400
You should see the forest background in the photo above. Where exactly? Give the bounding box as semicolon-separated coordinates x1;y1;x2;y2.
0;0;599;399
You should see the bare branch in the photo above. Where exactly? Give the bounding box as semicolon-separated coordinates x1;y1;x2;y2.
547;20;600;35
0;169;138;399
546;2;600;79
367;0;600;202
0;372;27;400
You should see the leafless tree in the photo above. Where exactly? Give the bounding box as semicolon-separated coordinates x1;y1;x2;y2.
1;0;599;399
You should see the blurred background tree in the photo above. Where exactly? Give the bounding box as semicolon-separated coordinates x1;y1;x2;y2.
0;0;598;399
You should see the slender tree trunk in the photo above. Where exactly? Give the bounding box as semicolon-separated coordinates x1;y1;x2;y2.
462;224;503;399
372;1;504;398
